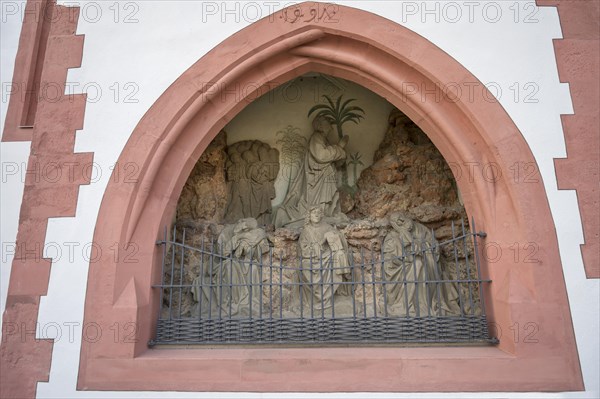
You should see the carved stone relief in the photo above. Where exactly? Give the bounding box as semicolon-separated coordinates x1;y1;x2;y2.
274;115;349;228
224;141;279;225
382;212;462;316
169;107;479;320
191;218;269;318
293;207;352;312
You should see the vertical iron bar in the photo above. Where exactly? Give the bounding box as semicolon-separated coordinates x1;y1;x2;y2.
198;236;205;320
350;252;356;320
318;249;324;320
431;229;443;317
249;247;253;319
422;238;431;318
226;244;233;344
461;219;475;315
310;253;314;319
228;244;233;319
168;225;177;320
411;241;420;318
360;247;367;317
269;248;273;320
157;226;167;322
299;255;304;319
370;245;377;318
471;218;487;314
451;221;465;316
380;242;388;318
177;228;186;319
279;252;283;320
401;238;409;318
207;237;214;320
330;250;337;320
218;241;224;320
259;246;263;319
230;247;234;344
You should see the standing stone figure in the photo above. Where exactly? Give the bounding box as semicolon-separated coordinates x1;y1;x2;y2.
191;218;269;318
382;212;461;317
297;207;351;312
274;116;349;227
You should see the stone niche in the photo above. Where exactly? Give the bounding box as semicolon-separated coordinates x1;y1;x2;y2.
168;100;478;319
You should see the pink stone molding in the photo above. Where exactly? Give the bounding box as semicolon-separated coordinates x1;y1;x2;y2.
0;1;91;398
77;2;583;392
2;0;49;142
537;0;600;278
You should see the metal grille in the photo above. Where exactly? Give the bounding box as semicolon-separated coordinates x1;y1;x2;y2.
150;220;497;346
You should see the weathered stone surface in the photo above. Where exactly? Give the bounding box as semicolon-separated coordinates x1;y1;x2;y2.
354;108;465;228
343;219;379;239
368;154;404;184
271;227;300;241
268;227;301;262
338;186;355;214
175;131;228;223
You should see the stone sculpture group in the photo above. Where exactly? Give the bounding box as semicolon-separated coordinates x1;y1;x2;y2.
191;116;464;318
192;211;460;318
190;114;462;318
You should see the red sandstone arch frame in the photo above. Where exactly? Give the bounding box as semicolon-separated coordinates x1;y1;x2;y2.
78;3;583;392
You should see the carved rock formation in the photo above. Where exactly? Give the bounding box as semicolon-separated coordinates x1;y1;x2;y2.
175;131;228;223
354;108;466;227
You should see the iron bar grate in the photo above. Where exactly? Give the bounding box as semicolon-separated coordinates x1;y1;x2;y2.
150;219;497;346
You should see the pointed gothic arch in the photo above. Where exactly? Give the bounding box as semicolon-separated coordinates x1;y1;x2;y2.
78;2;582;391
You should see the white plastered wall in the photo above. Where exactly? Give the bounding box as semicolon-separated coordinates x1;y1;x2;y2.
0;1;597;398
225;76;394;206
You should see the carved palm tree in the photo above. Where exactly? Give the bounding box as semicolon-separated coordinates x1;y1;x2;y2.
347;152;364;187
308;95;365;186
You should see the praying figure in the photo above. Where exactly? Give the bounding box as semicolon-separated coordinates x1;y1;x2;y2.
274;115;349;227
191;218;268;318
382;212;461;317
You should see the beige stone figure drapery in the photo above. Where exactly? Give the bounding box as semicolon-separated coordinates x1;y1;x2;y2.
225;141;279;225
296;207;351;313
274;116;349;227
382;213;461;316
191;218;269;317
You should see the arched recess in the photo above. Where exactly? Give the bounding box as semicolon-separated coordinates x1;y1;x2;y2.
78;2;582;392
